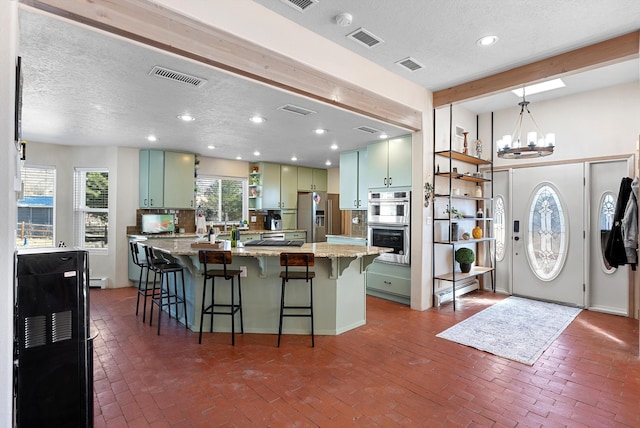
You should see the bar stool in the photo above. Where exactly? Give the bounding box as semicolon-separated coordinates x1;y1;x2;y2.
198;250;243;345
278;252;315;347
145;245;188;335
130;241;154;322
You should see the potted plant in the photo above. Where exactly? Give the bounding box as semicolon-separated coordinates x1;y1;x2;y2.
455;247;475;273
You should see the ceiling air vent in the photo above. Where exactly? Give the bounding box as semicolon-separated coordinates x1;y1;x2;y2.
278;104;317;116
355;125;382;134
149;66;207;88
280;0;318;12
347;28;384;48
396;57;424;72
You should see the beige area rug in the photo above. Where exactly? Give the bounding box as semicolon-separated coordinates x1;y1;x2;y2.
436;296;582;365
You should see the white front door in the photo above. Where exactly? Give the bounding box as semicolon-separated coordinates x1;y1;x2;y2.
588;159;631;315
511;163;585;306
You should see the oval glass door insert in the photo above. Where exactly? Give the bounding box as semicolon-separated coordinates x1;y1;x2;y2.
526;183;568;281
599;192;616;273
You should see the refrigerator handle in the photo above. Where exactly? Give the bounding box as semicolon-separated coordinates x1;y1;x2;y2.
327;199;332;233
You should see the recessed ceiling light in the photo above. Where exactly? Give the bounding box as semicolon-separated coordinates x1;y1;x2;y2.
207;145;215;150
314;128;327;135
330;144;338;150
511;78;566;97
249;115;266;124
325;160;332;166
147;135;157;142
291;156;298;161
476;35;498;47
177;114;195;122
379;133;388;139
253;151;261;156
235;155;242;160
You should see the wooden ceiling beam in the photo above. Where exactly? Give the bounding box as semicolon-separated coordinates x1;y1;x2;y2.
20;0;422;131
433;31;640;107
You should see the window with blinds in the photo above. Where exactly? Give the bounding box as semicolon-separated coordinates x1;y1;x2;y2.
195;176;247;223
74;168;109;250
17;165;56;248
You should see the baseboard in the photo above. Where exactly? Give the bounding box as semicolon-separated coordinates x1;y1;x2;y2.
435;280;479;306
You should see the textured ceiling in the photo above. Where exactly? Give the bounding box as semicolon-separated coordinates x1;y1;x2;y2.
18;1;640;167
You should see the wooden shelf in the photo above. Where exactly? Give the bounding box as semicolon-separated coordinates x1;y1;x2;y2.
434;266;494;282
433;217;494;222
435;150;492;165
434;194;492;201
435;172;490;183
434;237;495;245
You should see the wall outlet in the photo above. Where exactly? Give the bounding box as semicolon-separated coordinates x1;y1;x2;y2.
240;266;247;277
250;216;257;222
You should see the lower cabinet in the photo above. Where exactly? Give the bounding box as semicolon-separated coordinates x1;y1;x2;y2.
239;233;261;243
366;262;410;305
285;231;306;242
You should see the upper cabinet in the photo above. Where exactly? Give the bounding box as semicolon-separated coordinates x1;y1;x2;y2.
339;148;368;210
139;149;194;209
163;151;195;209
367;135;412;190
298;167;327;192
254;162;298;209
280;164;298;209
139;149;164;208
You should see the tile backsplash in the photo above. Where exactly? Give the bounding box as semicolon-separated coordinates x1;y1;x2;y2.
350;210;368;238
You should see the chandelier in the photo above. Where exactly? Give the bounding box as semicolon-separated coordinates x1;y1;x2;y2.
496;92;555;159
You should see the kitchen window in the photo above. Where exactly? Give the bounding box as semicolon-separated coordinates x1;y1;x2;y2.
195;175;247;223
17;165;56;248
74;168;109;250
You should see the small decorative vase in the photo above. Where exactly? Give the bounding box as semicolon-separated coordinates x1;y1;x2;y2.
472;226;483;239
475;139;483;158
460;262;472;273
450;222;459;242
462;132;469;154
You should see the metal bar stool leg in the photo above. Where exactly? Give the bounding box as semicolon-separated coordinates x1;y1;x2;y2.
199;276;208;344
180;270;188;329
231;277;235;346
277;278;286;347
310;279;314;347
238;276;244;334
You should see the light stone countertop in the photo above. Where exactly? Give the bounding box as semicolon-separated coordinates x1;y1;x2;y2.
143;238;391;258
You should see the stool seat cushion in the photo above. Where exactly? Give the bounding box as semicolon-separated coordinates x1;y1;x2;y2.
204;269;243;278
279;271;316;280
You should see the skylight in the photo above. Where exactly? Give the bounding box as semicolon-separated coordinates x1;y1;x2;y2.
512;79;566;97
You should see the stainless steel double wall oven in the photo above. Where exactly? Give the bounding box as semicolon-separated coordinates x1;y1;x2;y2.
368;191;410;265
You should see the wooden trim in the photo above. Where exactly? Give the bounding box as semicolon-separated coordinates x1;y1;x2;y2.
20;0;422;132
492;153;636;171
434;31;640;107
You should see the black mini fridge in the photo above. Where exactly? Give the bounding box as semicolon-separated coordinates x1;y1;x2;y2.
14;248;93;428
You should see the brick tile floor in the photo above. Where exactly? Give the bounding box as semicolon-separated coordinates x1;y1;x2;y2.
91;288;640;427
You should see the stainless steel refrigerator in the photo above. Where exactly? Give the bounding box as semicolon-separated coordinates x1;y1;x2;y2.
297;192;340;242
14;248;93;427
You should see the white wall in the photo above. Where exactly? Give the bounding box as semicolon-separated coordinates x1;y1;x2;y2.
0;2;18;425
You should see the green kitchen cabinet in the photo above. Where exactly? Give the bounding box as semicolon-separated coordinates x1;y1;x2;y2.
261;162;282;209
139;149;195;209
139;149;164;208
368;135;412;191
259;162;298;209
298;167;327;191
163;151;195;208
339;148;368;210
280;164;298;209
285;231;306;242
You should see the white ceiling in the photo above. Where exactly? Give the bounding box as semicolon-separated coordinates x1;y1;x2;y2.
18;1;640;168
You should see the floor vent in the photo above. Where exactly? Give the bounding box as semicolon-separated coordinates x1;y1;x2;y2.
354;125;382;134
396;57;424;72
435;280;479;307
347;28;384;48
278;104;317;116
149;66;207;88
280;0;318;12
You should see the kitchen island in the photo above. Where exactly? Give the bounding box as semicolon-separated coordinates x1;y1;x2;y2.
142;238;392;337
